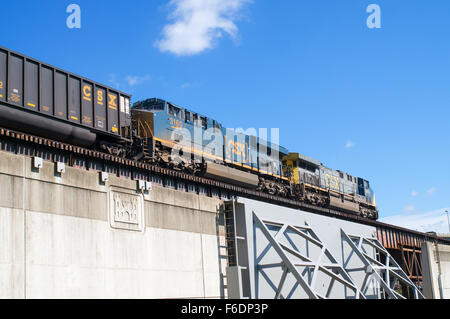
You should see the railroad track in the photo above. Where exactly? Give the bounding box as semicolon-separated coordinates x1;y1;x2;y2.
0;126;354;216
1;125;449;246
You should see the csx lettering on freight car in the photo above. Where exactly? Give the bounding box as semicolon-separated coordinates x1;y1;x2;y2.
97;90;104;105
83;85;92;101
108;94;117;109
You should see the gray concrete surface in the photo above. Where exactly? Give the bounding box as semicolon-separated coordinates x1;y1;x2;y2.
422;242;450;299
0;150;227;299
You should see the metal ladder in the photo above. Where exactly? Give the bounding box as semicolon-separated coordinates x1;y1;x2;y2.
224;201;237;267
221;200;239;298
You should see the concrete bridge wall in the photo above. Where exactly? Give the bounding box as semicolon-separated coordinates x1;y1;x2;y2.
422;242;450;299
0;150;226;299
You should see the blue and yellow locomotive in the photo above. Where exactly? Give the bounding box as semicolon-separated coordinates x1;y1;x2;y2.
132;98;289;194
131;98;378;219
283;153;377;219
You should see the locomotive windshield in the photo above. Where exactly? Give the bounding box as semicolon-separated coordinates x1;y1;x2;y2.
133;98;165;111
168;104;182;119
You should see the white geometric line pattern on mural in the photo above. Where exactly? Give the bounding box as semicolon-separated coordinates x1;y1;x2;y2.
340;229;425;299
253;212;364;299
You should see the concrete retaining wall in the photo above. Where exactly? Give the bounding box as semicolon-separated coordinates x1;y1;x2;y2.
0;150;226;299
422;242;450;299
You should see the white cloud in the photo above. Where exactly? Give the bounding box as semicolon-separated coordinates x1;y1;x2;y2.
345;141;355;148
125;75;150;87
411;190;419;197
155;0;251;56
426;187;437;196
181;82;193;89
108;73;120;89
380;208;450;234
403;205;416;212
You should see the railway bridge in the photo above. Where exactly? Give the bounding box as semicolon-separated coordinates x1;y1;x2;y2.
0;127;449;299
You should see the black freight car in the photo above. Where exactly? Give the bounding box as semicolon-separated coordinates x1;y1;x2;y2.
0;46;132;154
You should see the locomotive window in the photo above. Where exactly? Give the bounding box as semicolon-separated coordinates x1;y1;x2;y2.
185;111;191;122
168;104;181;119
347;175;353;182
339;172;344;178
193;113;199;125
145;102;165;111
201;117;207;128
298;160;316;173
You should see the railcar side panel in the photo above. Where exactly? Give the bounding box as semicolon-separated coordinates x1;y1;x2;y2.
40;66;54;115
69;76;81;123
107;91;119;134
94;87;107;131
25;60;39;110
54;71;68;119
81;81;94;127
119;95;131;137
0;50;6;101
8;54;23;106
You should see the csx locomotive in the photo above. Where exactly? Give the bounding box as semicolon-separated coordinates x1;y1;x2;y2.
0;46;378;220
132;98;377;219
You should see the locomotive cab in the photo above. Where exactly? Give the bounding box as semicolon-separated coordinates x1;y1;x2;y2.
357;178;376;206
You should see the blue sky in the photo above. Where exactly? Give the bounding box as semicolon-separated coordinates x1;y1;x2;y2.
1;1;449;232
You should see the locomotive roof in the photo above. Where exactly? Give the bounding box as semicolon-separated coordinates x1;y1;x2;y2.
134;98;215;122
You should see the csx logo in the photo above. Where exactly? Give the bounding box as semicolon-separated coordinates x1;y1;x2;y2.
226;136;249;164
325;174;340;190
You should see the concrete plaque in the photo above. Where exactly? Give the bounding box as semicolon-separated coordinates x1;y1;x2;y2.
109;190;144;232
